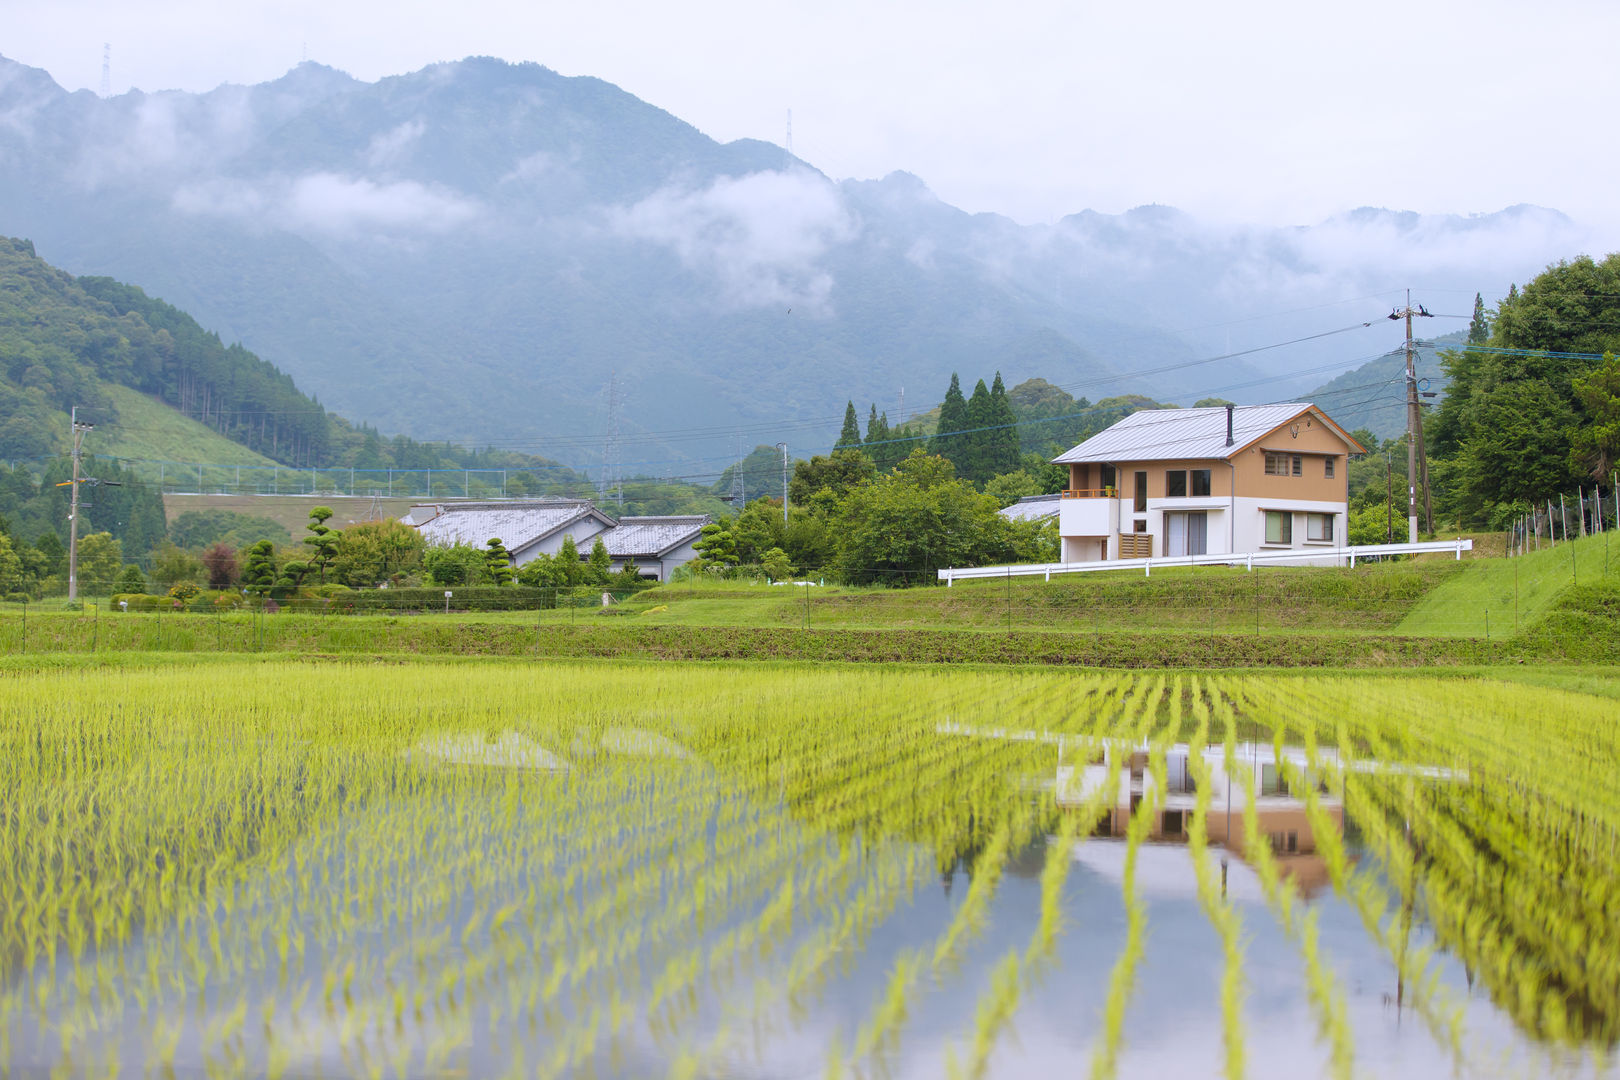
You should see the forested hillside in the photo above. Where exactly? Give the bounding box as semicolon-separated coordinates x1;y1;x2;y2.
0;236;591;481
0;234;612;573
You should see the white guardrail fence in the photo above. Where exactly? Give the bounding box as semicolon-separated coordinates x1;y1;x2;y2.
938;538;1474;585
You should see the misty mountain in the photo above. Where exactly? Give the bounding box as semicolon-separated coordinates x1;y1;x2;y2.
1303;332;1461;443
0;54;1595;469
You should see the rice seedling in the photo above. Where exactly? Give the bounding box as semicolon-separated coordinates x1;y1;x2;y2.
1;660;1617;1077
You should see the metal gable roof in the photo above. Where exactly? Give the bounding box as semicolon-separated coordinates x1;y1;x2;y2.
600;516;711;559
998;494;1061;523
1051;404;1358;464
410;501;614;553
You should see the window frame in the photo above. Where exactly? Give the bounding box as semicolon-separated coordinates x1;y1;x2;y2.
1324;456;1335;479
1264;510;1293;545
1306;512;1335;543
1165;469;1187;498
1191;469;1212;497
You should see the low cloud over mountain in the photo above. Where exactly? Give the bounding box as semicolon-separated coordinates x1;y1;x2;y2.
0;53;1599;465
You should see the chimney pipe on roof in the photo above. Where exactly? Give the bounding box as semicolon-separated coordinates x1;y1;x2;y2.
1225;404;1234;447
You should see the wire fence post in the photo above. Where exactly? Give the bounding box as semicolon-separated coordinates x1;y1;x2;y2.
1254;562;1260;637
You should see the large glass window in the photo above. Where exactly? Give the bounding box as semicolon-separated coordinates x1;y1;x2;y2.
1191;469;1211;497
1165;470;1187;497
1133;471;1147;512
1264;510;1292;544
1306;512;1335;542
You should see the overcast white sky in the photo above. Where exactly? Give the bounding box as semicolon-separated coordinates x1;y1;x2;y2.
8;0;1620;237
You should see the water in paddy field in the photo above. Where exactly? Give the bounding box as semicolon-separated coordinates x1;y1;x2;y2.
3;737;1613;1079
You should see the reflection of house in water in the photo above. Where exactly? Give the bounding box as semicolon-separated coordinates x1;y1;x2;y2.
935;721;1466;899
1058;742;1345;896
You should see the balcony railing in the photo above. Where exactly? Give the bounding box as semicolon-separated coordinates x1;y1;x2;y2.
1062;487;1117;499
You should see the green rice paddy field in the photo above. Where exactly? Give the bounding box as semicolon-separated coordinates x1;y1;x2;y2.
5;659;1619;1078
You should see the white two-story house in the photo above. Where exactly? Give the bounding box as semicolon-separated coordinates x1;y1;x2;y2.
1051;403;1365;564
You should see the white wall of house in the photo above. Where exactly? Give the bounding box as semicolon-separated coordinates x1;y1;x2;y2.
1058;494;1348;564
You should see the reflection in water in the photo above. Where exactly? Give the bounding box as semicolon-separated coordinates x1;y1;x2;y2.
5;682;1611;1080
1057;741;1358;897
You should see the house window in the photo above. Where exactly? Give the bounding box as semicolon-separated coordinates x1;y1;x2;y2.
1266;452;1302;476
1191;469;1212;497
1133;471;1147;512
1166;470;1187;497
1306;512;1335;542
1264;511;1292;544
1133;520;1147;533
1324;457;1336;479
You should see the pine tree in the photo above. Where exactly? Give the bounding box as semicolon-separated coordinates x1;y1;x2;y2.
985;372;1021;478
302;506;338;584
963;378;994;484
1468;292;1490;345
931;374;968;472
864;406;894;471
484;537;514;586
835;401;863;450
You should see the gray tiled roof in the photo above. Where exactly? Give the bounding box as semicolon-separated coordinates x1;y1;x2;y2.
601;516;710;558
410;501;611;553
1052;404;1360;464
998;494;1061;523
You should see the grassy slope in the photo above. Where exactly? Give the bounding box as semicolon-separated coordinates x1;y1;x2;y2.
92;385;276;467
1397;531;1619;637
611;562;1469;635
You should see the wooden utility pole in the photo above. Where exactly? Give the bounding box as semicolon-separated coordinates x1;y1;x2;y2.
67;406;93;601
1389;294;1435;541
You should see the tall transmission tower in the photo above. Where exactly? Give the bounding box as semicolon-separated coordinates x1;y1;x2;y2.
1388;292;1435;541
99;44;111;98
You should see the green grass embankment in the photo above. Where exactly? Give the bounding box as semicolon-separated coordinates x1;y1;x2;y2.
2;607;1610;667
1397;531;1619;637
14;539;1615;667
623;560;1468;635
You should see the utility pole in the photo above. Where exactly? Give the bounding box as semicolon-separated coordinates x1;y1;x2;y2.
1385;450;1393;542
1389;293;1435;542
777;442;789;526
67;407;93;601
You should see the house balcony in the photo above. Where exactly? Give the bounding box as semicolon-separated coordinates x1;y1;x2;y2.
1059;490;1118;538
